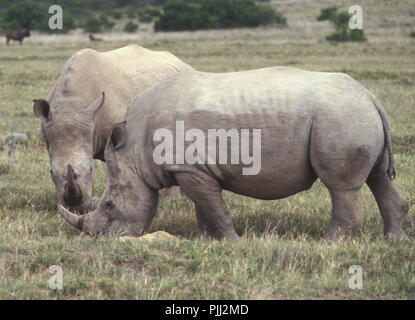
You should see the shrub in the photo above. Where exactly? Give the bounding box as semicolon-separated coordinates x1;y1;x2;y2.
82;16;102;33
62;13;77;32
325;10;367;42
257;4;286;26
317;6;338;21
155;1;205;31
0;1;76;33
99;14;115;30
0;1;43;30
138;7;161;22
34;12;77;33
124;21;139;33
155;0;286;32
411;30;415;38
112;11;122;19
349;29;366;42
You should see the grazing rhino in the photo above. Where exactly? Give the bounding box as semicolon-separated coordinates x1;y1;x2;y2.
5;29;30;45
58;67;409;240
34;44;193;213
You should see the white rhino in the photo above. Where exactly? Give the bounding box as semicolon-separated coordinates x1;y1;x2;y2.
59;67;409;240
33;44;193;213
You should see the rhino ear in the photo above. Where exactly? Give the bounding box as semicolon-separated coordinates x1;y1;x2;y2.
109;121;127;151
33;99;50;120
85;92;105;117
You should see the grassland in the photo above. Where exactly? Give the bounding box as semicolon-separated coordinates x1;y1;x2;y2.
0;0;414;299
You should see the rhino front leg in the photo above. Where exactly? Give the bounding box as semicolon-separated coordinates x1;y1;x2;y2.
160;186;185;201
195;206;221;240
175;172;239;241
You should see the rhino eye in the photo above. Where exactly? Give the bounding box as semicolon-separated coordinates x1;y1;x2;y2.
105;200;115;210
105;201;117;222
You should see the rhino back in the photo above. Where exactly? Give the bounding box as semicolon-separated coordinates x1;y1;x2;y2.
127;67;384;199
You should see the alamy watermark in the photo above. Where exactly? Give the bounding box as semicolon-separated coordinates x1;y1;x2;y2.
48;265;63;290
153;121;262;175
348;265;363;290
48;5;63;30
349;5;363;30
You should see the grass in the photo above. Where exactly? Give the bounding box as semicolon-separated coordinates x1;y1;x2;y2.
0;0;414;299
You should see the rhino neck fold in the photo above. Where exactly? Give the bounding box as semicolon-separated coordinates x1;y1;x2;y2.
92;124;106;161
132;130;168;191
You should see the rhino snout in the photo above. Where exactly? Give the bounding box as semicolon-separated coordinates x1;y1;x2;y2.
62;164;90;213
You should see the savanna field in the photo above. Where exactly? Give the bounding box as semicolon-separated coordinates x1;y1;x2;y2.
0;0;414;299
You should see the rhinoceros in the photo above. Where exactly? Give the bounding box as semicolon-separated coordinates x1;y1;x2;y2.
58;67;409;240
34;44;193;213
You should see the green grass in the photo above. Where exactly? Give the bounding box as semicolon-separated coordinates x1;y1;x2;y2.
0;0;414;299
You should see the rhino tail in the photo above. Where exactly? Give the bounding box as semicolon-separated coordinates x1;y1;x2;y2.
371;95;395;180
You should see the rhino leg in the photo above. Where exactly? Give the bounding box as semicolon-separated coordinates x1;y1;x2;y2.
366;150;409;240
325;189;362;241
195;207;221;240
160;186;185;201
175;172;239;241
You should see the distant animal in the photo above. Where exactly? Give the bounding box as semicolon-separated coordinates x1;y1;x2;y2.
5;29;30;45
33;44;194;214
58;67;409;241
89;34;102;42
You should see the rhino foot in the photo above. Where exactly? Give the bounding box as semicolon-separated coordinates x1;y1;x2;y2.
384;229;408;241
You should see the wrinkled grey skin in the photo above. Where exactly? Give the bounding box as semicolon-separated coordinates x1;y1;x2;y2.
59;67;409;240
34;45;193;213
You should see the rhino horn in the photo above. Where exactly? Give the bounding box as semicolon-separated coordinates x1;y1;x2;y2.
63;164;83;205
58;204;85;231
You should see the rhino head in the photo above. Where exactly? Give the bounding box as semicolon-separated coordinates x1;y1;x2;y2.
58;122;159;235
33;93;105;214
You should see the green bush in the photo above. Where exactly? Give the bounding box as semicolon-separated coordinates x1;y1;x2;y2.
155;0;286;32
99;14;115;30
325;10;367;42
257;4;286;26
112;11;122;19
155;1;205;31
138;7;161;22
0;1;43;30
410;30;415;38
0;1;76;33
82;16;102;33
124;21;139;32
34;12;77;33
317;6;338;21
349;29;366;42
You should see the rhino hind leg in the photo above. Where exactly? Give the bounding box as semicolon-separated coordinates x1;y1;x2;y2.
325;189;362;241
366;150;409;240
174;172;239;241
